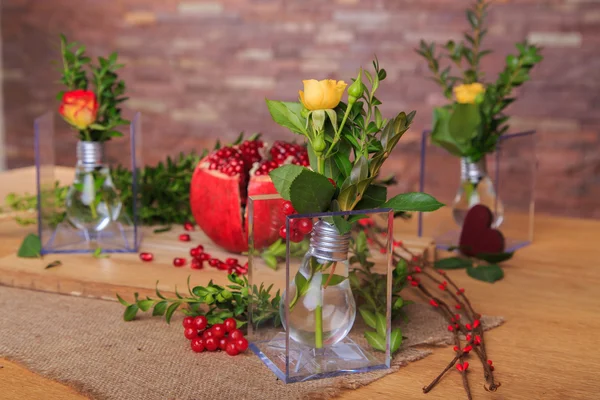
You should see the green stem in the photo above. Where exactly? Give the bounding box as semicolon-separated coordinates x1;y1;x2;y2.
315;304;323;349
324;102;353;159
317;156;325;175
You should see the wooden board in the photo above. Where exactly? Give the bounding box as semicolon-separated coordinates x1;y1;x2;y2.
0;167;434;302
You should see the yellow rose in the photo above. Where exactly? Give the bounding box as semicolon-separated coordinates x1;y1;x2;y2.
453;83;486;104
299;79;347;111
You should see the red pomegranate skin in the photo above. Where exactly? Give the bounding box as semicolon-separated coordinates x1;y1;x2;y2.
190;162;284;253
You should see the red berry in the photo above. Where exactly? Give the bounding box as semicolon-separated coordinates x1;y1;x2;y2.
191;259;204;270
226;258;238;266
234;337;249;352
184;222;195;231
200;253;211;261
184;327;198;340
235;265;248;275
173;257;186;267
218;337;228;351
204;337;218;352
179;233;191;242
211;324;226;339
202;330;214;340
297;219;313;235
190;337;204;353
194;316;208;331
327;178;336;187
290;229;304;243
225;341;239;356
281;200;295;215
139;252;154;262
229;329;244;341
208;258;220;267
429;299;439;307
223;318;237;332
217;262;229;271
195;245;204;253
183;317;195;329
279;226;287;240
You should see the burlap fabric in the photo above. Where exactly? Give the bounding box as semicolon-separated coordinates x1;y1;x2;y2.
0;286;503;400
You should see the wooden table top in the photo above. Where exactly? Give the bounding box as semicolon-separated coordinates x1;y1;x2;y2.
1;167;600;400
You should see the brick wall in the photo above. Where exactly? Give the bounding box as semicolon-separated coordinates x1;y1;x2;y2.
2;0;599;217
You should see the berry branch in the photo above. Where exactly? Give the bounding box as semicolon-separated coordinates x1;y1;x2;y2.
364;227;500;398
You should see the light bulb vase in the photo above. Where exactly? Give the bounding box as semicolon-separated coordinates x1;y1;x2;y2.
246;195;394;383
34;112;143;254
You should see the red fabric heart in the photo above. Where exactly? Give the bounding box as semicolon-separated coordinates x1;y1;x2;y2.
459;205;505;257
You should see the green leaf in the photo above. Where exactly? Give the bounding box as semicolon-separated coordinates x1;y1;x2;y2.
332;215;353;235
153;226;172;234
350;156;368;184
393;297;404;310
152;301;168;316
333;152;352;178
45;260;62;269
116;293;131;307
359;306;377;329
337;184;357;211
467;264;504;283
383;192;444;212
376;312;387;337
269;165;305;201
17;233;42;258
448;104;481;142
355;185;387;210
364;331;386;352
165;302;181;324
289;170;336;213
474;252;514;263
265;100;307;134
124;304;139;321
430;107;470;156
321;273;347;287
137;299;154;312
290;272;308;309
434;257;473;270
390;328;402;353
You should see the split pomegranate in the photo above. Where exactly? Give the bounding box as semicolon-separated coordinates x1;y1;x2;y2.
190;139;309;253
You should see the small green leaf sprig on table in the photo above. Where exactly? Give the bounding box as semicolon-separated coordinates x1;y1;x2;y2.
434;250;513;283
118;274;281;329
416;0;543;162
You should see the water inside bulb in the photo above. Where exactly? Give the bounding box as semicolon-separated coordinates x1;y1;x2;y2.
281;253;356;349
280;220;356;349
65;142;122;235
452;157;504;227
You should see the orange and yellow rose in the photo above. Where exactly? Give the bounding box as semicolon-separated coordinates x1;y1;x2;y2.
299;79;347;111
59;90;98;130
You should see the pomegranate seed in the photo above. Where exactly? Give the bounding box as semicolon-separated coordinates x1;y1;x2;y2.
183;222;195;231
217;262;229;270
235;266;248;275
191;259;204;270
208;258;220;267
190;337;204;352
190;247;201;258
139;252;154;262
173;257;186;267
179;234;191;242
200;253;211;261
226;258;239;266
